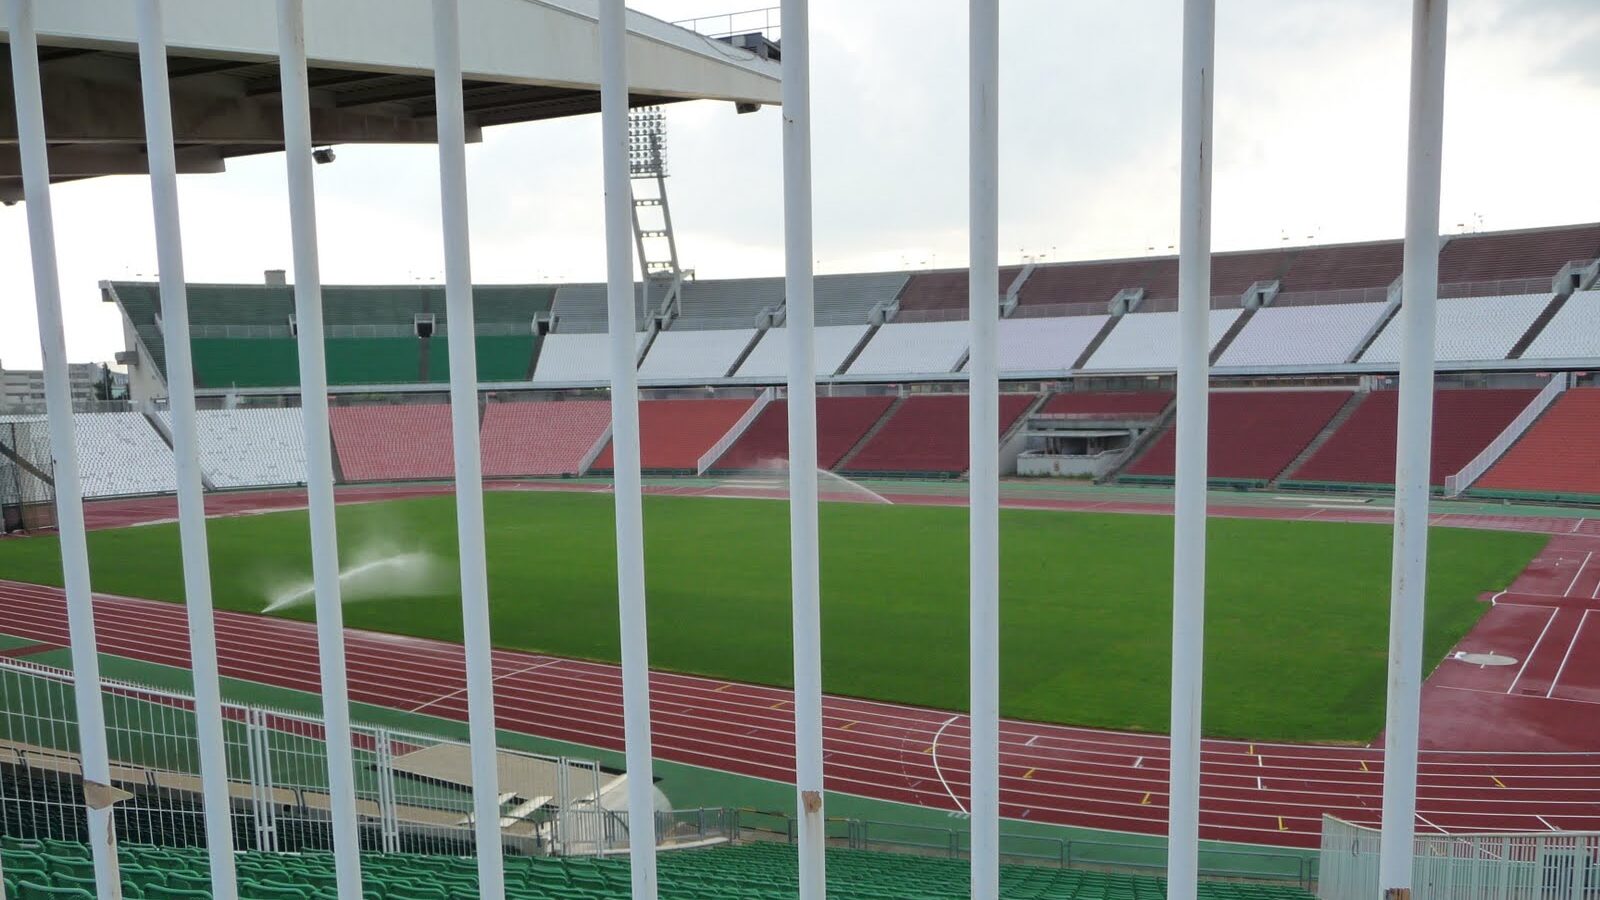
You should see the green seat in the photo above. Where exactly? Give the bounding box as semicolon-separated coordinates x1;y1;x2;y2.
16;883;95;900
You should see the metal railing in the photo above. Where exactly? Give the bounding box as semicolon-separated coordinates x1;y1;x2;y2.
189;322;533;339
1443;372;1567;496
1318;815;1600;900
733;808;1316;888
672;7;780;41
0;658;607;858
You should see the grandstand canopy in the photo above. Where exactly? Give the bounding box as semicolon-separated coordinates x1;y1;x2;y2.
0;0;781;201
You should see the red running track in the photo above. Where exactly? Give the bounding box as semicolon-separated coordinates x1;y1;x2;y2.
3;578;1599;850
6;484;1599;848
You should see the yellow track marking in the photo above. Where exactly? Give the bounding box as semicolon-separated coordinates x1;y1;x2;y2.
1248;744;1256;756
1023;768;1036;780
1140;792;1152;805
1360;760;1369;773
841;721;855;731
1278;817;1288;832
923;745;936;755
769;700;788;710
714;684;733;692
1492;775;1507;789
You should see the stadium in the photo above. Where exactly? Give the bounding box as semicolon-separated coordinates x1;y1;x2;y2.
1;2;1598;900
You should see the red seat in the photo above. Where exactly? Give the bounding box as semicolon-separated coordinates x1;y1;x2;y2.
710;396;895;471
481;400;611;477
331;404;454;482
592;398;754;472
1475;388;1600;498
1289;388;1537;486
1037;391;1172;419
1125;390;1350;482
845;393;1035;474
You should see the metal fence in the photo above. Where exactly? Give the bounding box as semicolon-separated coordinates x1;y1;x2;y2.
1319;815;1600;900
734;808;1316;888
0;419;55;533
0;658;615;858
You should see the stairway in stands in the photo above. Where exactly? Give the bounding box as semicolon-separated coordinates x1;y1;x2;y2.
832;396;906;470
1272;391;1367;487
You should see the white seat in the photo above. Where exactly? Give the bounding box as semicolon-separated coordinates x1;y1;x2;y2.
1522;290;1600;361
845;320;969;376
1217;302;1388;368
1361;293;1551;364
532;332;649;384
636;328;759;382
733;324;870;379
1080;309;1242;371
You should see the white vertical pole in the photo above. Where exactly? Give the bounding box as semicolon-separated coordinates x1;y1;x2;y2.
275;3;364;897
6;2;123;894
968;1;1001;898
133;3;239;895
1166;0;1215;897
1380;1;1448;896
429;2;506;897
599;2;659;896
781;1;825;898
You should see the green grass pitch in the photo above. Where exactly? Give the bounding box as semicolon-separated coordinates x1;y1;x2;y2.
0;491;1544;742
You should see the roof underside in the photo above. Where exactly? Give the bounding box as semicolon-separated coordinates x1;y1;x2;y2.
0;0;782;201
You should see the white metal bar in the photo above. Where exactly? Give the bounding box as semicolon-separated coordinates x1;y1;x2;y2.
781;1;825;898
968;1;1001;898
5;1;123;893
133;2;239;895
1380;0;1449;893
429;1;507;896
275;2;364;896
599;2;659;896
1166;0;1216;897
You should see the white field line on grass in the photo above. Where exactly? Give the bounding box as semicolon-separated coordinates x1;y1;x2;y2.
1547;610;1592;700
1507;606;1560;695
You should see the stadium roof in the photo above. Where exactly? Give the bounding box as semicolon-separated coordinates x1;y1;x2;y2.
0;0;782;201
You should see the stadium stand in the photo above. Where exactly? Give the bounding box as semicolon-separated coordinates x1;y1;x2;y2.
1079;309;1242;371
157;408;308;488
1014;256;1173;311
193;338;300;388
69;412;177;498
1521;290;1600;360
1435;222;1600;286
549;283;647;333
531;332;649;385
1036;391;1173;419
1359;294;1553;365
892;267;1018;314
844;321;969;377
480;399;612;478
675;278;785;330
1472;388;1600;501
1122;390;1353;485
990;316;1109;373
637;328;759;382
1215;302;1388;368
1285;388;1538;487
843;393;1036;475
324;337;423;385
330;403;455;482
592;398;754;473
731;325;871;379
1275;240;1402;295
0;838;1313;900
814;273;909;325
707;396;896;471
428;335;539;383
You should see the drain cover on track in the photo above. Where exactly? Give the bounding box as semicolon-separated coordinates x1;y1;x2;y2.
1452;651;1517;666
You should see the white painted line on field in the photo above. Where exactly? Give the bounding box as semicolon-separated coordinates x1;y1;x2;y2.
1547;610;1591;700
929;714;968;815
1134;756;1144;769
1256;776;1264;790
1025;734;1038;747
1572;518;1586;535
1537;815;1558;831
1565;552;1593;598
1508;607;1560;695
409;658;561;712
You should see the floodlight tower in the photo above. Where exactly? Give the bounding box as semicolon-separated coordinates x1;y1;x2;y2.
629;106;687;328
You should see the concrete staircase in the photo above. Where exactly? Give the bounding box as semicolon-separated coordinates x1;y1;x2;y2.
1271;390;1366;486
833;395;906;471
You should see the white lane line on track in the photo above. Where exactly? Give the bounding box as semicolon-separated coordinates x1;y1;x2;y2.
1565;551;1593;597
1508;607;1560;695
1573;519;1586;535
409;658;561;712
1415;813;1450;835
1547;610;1592;700
928;714;968;815
1537;815;1558;831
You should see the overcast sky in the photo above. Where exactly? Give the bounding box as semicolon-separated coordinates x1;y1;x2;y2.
2;0;1597;369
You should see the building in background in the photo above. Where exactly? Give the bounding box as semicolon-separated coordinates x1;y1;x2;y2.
0;359;104;413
